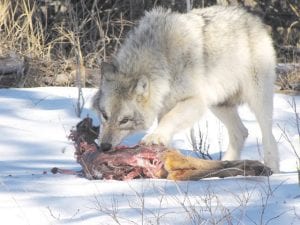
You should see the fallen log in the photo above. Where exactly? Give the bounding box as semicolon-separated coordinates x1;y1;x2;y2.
0;54;25;75
64;117;272;181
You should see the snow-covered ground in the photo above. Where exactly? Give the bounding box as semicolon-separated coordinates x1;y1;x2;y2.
0;87;299;225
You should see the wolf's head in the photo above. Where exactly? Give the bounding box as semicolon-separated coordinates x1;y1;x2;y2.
92;62;157;151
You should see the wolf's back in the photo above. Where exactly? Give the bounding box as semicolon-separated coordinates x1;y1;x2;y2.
116;6;275;81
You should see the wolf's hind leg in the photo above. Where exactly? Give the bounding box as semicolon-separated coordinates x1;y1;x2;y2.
210;106;248;160
246;88;279;172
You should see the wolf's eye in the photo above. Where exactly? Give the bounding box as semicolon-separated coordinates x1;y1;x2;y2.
120;117;129;125
100;110;108;121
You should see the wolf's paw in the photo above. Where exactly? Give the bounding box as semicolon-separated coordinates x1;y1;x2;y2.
141;132;170;146
264;159;279;173
222;150;240;161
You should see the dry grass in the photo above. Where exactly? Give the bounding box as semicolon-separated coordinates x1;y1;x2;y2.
0;0;45;56
91;178;291;225
276;63;300;94
0;0;299;88
0;0;133;87
0;0;57;86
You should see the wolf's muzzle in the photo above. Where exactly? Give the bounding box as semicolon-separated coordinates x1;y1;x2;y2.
100;142;112;151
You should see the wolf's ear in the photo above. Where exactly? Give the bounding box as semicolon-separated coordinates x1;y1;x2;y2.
135;76;149;100
101;62;118;80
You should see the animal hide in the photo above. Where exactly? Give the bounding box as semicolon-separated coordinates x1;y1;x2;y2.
66;117;272;181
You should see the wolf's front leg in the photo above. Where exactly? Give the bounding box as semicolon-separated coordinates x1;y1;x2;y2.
142;97;205;146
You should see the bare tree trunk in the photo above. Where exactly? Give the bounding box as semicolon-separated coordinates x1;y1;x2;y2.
186;0;193;11
75;53;85;118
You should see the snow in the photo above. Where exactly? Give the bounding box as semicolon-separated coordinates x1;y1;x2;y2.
0;87;299;225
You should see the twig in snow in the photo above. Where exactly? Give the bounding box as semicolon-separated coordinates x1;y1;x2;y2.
277;97;300;185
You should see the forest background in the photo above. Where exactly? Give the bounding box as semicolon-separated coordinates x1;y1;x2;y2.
0;0;299;91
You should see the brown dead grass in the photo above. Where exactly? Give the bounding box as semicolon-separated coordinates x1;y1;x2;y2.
0;0;299;89
0;0;133;87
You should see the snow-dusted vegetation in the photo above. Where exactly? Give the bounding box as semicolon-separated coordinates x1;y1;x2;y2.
0;88;299;225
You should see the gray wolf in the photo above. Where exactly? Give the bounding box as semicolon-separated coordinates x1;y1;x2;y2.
93;6;279;172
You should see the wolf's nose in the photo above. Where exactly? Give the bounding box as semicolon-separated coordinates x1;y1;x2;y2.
100;143;112;152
